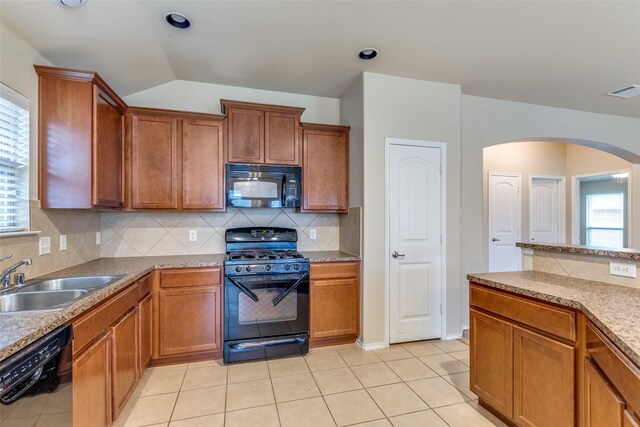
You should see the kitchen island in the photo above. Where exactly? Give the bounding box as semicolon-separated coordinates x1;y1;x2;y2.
468;270;640;427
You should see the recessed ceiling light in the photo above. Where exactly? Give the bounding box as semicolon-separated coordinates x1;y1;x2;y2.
358;48;378;61
51;0;88;8
165;12;191;29
606;85;640;99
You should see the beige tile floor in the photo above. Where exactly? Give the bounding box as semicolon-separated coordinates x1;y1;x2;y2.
114;339;507;427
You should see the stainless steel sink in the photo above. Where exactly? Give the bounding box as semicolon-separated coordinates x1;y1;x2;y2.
0;290;88;313
22;275;124;292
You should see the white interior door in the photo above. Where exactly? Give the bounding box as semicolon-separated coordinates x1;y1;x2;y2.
488;173;521;272
530;177;563;243
389;143;442;344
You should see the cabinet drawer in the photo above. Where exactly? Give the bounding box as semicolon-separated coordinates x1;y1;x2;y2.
73;284;138;355
159;268;222;288
138;274;152;299
470;283;576;341
310;262;359;280
586;322;640;413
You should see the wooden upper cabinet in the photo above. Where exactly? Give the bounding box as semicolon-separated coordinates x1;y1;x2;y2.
222;100;304;166
265;111;300;165
94;89;124;208
182;119;225;210
35;65;126;209
126;108;225;211
302;123;350;212
226;107;265;163
128;113;179;209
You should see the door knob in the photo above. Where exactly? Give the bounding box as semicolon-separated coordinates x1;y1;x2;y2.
491;238;501;242
392;251;405;258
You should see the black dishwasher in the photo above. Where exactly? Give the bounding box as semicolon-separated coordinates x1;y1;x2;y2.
0;325;72;426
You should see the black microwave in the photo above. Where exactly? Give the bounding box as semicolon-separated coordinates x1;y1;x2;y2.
226;163;301;208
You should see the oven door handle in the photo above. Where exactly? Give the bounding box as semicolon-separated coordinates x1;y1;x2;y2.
272;272;308;306
227;276;259;302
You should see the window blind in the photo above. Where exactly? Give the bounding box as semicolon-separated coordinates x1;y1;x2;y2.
0;83;29;232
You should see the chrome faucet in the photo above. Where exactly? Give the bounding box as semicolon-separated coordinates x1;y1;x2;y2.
0;255;33;289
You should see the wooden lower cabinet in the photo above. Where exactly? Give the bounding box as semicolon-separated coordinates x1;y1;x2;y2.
73;331;112;427
157;285;222;358
151;268;223;363
111;307;139;420
513;326;575;427
138;293;153;371
584;358;625;427
309;261;360;345
470;308;513;419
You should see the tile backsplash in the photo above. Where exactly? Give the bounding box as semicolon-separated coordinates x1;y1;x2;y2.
0;201;100;278
532;251;640;289
99;208;340;257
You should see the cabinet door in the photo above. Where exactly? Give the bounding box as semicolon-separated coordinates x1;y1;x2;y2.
470;309;513;419
138;294;153;372
227;107;264;163
158;286;222;357
182;119;225;210
265;111;300;165
94;88;124;208
584;358;624;427
624;411;640;427
111;307;139;420
513;326;575;427
310;277;359;339
302;127;349;212
130;114;179;209
73;331;112;427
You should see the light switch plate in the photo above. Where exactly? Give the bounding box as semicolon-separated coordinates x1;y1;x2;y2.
60;234;67;251
96;232;101;245
189;230;198;242
39;237;51;255
309;229;317;240
610;261;637;278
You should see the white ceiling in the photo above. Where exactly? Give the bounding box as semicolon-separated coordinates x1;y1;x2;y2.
2;1;640;118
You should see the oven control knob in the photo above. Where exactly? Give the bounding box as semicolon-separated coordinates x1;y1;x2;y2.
265;265;272;272
235;266;242;273
293;264;300;270
284;264;291;271
245;266;252;272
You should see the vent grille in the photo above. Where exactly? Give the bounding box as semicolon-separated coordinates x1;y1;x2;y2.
606;85;640;99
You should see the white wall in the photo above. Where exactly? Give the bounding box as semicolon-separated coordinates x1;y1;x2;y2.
340;76;364;208
361;72;462;345
124;79;340;125
0;22;52;199
461;95;640;328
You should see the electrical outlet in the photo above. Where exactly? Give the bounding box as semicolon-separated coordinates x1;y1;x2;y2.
39;237;51;255
96;232;101;245
610;261;637;278
60;234;67;251
189;230;198;242
309;229;317;240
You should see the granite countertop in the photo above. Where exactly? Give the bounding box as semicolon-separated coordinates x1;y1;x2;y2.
0;252;359;360
517;241;640;260
468;270;640;367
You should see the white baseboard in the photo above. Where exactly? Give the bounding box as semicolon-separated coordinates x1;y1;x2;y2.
444;333;463;340
356;339;387;351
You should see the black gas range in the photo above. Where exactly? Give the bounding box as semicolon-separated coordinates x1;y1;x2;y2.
223;227;309;363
